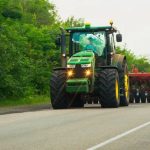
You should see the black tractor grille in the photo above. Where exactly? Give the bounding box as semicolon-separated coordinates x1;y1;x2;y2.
74;64;85;78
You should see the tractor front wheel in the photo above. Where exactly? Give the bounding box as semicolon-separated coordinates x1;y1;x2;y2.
50;70;68;109
98;69;120;108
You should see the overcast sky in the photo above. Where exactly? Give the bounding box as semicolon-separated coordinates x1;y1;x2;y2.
51;0;150;57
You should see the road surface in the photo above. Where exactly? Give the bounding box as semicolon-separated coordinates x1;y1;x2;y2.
0;103;150;150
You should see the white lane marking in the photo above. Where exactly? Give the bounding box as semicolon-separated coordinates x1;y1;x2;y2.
87;121;150;150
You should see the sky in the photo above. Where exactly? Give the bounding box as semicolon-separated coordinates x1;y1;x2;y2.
51;0;150;57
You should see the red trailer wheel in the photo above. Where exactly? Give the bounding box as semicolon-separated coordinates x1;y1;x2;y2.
135;94;140;103
140;91;146;103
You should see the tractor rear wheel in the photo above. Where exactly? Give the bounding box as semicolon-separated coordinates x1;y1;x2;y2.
119;60;129;106
50;70;68;109
98;69;120;108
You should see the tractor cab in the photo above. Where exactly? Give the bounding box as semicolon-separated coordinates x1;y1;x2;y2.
68;28;106;56
56;22;122;68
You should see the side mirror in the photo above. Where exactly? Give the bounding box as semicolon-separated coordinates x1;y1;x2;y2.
55;36;61;46
116;34;122;42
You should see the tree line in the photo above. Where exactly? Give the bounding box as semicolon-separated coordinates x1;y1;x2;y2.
0;0;83;99
116;47;150;72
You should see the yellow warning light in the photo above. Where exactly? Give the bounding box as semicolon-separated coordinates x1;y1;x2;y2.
85;69;91;76
109;20;113;26
67;70;74;77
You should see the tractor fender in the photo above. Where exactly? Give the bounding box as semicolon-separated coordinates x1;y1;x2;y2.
112;54;126;72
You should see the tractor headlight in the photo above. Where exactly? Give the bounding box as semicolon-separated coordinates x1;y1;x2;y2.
67;70;74;77
85;69;92;76
67;64;75;68
81;64;91;68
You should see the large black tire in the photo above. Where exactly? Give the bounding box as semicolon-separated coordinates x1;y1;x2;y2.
50;70;68;109
119;60;129;106
98;69;120;108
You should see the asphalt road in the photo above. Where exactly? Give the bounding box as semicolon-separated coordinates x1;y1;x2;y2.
0;104;150;150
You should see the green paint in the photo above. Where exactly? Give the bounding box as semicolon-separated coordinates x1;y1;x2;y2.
67;51;94;65
66;78;89;93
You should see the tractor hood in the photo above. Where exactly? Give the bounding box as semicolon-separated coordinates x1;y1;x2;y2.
67;51;95;65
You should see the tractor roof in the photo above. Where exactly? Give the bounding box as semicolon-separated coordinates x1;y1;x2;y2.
66;25;117;33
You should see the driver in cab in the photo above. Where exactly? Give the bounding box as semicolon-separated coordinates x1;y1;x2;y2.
84;37;97;53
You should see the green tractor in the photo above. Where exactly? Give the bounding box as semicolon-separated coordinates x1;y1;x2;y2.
50;22;129;109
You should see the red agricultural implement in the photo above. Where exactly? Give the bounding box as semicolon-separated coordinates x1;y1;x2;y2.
129;67;150;103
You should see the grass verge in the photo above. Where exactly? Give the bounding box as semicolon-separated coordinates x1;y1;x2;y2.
0;95;50;107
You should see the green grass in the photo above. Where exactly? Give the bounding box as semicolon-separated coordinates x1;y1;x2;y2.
0;95;50;107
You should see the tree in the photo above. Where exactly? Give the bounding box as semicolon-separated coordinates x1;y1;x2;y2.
62;16;84;28
116;47;150;72
0;0;84;99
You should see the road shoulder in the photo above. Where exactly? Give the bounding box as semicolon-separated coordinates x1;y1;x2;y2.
0;104;51;115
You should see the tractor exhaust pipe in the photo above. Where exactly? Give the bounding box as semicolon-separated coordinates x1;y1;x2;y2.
60;27;67;67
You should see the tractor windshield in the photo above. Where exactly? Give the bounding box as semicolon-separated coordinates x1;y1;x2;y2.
72;31;106;56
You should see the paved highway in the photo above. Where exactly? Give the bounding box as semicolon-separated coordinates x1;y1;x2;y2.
0;104;150;150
